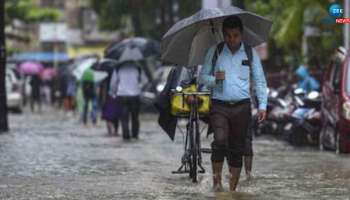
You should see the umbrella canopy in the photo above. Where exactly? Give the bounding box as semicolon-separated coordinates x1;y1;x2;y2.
92;71;108;83
11;52;69;62
73;57;108;83
59;55;98;78
92;58;119;73
19;61;44;75
104;37;160;62
81;68;108;83
72;57;99;80
161;6;272;66
40;68;57;81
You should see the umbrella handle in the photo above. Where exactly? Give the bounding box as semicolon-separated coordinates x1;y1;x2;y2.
210;20;215;34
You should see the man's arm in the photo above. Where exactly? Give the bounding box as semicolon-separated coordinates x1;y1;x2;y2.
251;48;268;111
108;70;118;98
199;46;216;88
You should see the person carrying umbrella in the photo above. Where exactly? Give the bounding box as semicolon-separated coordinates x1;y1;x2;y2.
19;61;44;108
29;74;42;112
72;58;108;125
199;16;267;192
106;37;157;140
161;6;271;192
97;59;121;136
81;68;98;125
108;60;147;140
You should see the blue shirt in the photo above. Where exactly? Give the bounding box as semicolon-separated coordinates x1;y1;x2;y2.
199;43;268;110
295;65;320;93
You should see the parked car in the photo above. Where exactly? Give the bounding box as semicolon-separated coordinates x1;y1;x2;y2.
6;69;23;113
320;46;350;153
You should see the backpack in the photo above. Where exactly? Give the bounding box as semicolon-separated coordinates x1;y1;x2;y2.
210;42;257;106
82;81;96;99
115;63;142;82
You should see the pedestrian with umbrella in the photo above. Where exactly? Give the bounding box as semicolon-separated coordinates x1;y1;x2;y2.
40;68;56;105
81;68;97;125
76;66;108;126
96;58;121;136
19;61;44;108
106;37;157;140
19;61;44;112
161;7;271;192
29;74;42;112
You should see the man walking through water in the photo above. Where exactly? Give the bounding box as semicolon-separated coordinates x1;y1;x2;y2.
199;16;267;192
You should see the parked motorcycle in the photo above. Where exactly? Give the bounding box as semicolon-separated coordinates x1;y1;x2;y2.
256;86;291;136
282;89;322;146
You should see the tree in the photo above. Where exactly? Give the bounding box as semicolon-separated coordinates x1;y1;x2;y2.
246;0;342;68
0;0;8;132
89;0;201;40
5;0;61;24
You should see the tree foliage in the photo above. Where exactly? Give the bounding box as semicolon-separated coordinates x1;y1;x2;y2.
246;0;343;68
90;0;343;68
89;0;201;40
5;0;61;24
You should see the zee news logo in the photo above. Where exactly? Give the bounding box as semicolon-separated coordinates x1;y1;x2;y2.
329;3;350;24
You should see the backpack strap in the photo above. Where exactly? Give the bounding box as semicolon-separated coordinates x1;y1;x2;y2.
137;66;142;82
243;43;253;68
117;62;143;82
210;42;258;107
210;42;225;75
243;43;258;107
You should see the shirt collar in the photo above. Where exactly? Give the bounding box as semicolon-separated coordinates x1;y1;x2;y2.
223;42;244;54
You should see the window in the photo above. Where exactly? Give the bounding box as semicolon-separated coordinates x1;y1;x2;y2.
330;58;342;89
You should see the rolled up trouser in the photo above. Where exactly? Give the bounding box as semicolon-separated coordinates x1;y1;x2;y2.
243;119;254;157
210;99;251;168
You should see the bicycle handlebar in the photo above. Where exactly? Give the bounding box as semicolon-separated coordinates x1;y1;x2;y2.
171;90;211;96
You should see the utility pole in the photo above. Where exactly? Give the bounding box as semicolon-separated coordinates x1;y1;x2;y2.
0;0;9;132
345;0;349;50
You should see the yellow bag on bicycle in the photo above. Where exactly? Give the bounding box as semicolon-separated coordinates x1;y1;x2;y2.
170;84;210;116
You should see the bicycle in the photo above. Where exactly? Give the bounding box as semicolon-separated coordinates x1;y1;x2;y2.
171;88;211;183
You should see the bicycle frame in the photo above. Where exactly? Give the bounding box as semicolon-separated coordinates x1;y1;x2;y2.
172;91;209;183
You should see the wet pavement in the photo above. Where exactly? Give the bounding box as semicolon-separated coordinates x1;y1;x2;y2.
0;109;350;200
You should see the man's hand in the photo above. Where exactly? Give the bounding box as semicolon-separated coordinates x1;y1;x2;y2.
257;110;267;123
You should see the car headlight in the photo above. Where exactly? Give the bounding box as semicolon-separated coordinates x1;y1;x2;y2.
342;101;350;120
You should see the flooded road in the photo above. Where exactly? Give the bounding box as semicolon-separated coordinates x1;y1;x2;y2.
0;110;349;200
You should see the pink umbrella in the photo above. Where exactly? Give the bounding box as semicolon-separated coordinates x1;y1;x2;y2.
19;61;44;75
40;68;57;80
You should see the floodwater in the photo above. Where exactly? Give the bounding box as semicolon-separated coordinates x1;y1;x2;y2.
0;110;349;200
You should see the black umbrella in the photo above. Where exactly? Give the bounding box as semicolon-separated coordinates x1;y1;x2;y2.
105;37;160;62
161;6;272;66
92;58;118;73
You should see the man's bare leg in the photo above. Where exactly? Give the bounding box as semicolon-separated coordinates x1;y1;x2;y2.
212;162;224;192
229;167;241;191
244;156;253;180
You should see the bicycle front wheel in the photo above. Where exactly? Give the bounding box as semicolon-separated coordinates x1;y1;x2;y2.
188;100;202;183
189;119;198;183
